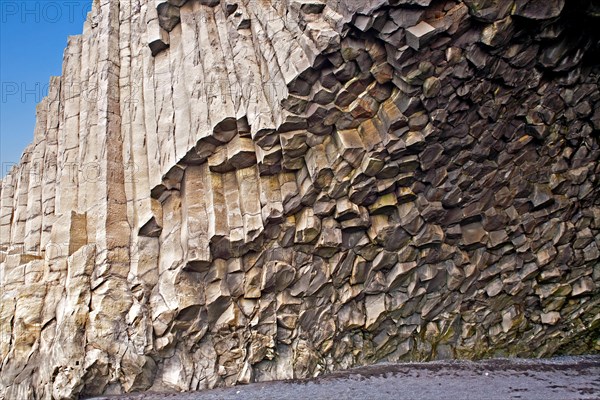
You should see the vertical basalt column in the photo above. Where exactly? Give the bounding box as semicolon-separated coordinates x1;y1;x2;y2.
77;18;100;219
237;166;263;243
195;5;237;138
23;100;48;253
0;174;15;251
94;0;129;275
87;0;136;390
182;164;211;270
223;170;245;249
121;0;160;320
55;36;82;216
166;7;193;164
154;50;177;182
221;1;276;139
178;0;207;158
40;76;61;251
141;1;163;192
10;150;31;251
206;167;229;257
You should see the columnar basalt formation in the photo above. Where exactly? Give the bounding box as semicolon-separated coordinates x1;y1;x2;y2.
1;0;599;398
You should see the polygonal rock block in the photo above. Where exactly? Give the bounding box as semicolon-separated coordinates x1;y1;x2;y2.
199;0;220;6
138;199;164;237
295;208;321;244
406;21;437;51
481;16;515;47
390;8;424;28
156;1;180;32
464;0;514;22
513;0;565;20
147;17;169;56
47;211;87;260
227;136;257;170
292;0;325;14
396;0;432;5
461;222;487;247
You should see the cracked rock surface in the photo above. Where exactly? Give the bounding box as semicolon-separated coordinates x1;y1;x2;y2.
1;0;599;398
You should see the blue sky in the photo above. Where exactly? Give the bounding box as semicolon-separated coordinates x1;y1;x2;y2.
0;0;91;177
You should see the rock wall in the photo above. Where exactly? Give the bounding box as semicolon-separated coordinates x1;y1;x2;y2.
1;0;599;398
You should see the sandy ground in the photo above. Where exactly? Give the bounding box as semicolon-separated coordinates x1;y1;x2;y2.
88;355;600;400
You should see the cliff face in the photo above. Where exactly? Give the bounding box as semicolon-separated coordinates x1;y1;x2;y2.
0;0;599;398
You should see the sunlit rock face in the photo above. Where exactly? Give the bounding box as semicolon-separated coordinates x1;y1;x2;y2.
1;0;599;398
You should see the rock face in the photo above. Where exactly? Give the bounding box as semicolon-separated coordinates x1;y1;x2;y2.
1;0;599;398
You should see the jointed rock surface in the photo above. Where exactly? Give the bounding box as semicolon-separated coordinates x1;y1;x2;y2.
0;0;599;398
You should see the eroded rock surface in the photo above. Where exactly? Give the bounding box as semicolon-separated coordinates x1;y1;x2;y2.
1;0;599;398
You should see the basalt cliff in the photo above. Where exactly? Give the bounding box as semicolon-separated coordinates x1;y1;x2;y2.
1;0;599;398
